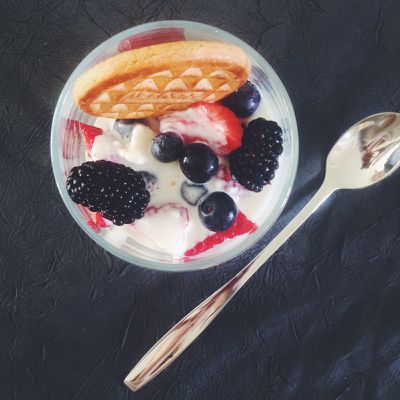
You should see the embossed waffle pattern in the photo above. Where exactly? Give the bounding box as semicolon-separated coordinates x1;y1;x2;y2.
84;66;241;119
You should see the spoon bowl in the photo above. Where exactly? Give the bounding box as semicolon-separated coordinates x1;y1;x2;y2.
326;112;400;190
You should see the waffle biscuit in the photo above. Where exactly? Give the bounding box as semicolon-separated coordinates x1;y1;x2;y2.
73;41;251;119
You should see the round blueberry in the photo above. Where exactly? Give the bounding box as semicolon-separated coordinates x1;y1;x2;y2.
179;143;219;184
220;81;261;118
198;192;237;231
138;171;158;190
181;181;208;206
114;119;137;138
151;132;183;163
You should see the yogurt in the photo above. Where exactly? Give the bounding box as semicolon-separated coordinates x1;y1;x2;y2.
88;102;284;260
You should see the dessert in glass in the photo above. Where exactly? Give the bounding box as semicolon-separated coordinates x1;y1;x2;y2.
51;21;298;271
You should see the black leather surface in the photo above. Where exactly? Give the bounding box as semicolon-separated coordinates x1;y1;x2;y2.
1;1;400;399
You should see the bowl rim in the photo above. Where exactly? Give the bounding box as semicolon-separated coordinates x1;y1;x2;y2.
50;20;298;272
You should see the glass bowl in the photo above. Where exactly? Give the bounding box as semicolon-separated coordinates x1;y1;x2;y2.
51;20;298;272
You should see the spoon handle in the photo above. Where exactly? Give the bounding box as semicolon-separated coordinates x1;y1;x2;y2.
124;183;334;391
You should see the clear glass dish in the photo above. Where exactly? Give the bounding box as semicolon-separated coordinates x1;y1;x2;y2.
50;20;298;272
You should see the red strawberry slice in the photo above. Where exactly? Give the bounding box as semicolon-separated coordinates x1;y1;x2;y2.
118;28;185;53
94;212;108;228
79;122;103;153
87;212;110;232
184;212;257;257
159;102;243;156
64;119;103;154
192;102;243;155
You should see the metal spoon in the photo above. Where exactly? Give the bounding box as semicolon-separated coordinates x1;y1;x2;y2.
124;112;400;391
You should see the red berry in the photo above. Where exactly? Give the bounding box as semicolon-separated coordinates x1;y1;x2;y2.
118;28;185;52
95;212;108;228
87;212;108;232
64;120;103;154
184;211;257;257
79;122;103;153
159;102;243;156
195;102;242;155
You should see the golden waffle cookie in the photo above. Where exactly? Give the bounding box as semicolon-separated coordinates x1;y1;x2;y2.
73;41;251;119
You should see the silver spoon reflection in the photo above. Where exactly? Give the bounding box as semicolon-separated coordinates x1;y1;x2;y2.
124;112;400;391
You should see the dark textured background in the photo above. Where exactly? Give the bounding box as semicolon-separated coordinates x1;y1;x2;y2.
1;0;400;399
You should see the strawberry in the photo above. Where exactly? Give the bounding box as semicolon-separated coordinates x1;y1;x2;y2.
159;102;243;156
94;212;108;228
79;122;103;153
118;28;185;52
87;212;110;232
184;211;257;257
64;119;102;154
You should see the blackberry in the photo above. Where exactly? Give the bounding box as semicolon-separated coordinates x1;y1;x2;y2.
66;160;150;226
229;118;283;192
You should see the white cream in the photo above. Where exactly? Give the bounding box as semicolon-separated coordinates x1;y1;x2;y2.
91;124;155;165
130;205;189;258
90;101;285;259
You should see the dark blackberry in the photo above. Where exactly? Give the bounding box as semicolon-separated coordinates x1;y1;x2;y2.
242;119;283;150
229;118;283;192
66;160;150;226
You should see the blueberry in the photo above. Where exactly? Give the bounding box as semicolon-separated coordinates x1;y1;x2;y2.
220;81;261;118
179;143;219;184
114;119;137;138
151;132;184;163
181;181;208;206
198;192;237;231
138;171;157;190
